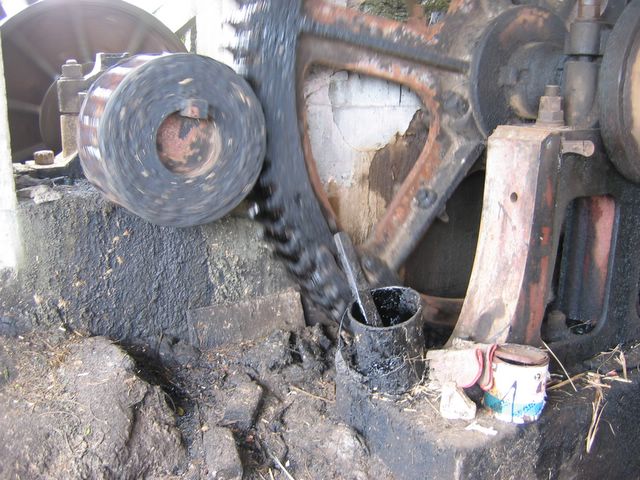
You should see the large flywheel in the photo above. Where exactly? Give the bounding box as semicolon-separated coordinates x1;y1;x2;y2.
1;0;186;162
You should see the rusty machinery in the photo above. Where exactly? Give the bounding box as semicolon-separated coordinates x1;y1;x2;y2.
4;0;266;224
8;0;640;366
77;52;265;226
1;0;186;163
229;0;640;365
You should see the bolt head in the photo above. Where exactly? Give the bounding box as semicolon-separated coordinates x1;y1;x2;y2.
537;86;564;126
61;59;83;79
415;187;437;209
33;150;55;166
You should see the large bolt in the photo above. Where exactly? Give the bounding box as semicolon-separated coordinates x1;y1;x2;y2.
33;150;55;166
536;85;564;126
61;59;83;79
180;98;209;120
415;187;437;209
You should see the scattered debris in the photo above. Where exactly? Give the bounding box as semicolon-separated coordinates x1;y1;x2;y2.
16;184;62;204
426;343;484;388
542;339;577;392
266;448;296;480
439;381;477;420
465;421;498;436
222;377;264;431
585;373;607;454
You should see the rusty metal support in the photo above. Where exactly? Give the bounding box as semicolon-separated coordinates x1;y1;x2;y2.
450;125;566;345
449;118;640;363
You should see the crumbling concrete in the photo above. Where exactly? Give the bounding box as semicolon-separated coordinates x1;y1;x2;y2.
0;181;295;346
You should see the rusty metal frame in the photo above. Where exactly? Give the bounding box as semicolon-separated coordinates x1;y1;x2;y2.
242;0;588;323
450;122;640;363
296;0;485;273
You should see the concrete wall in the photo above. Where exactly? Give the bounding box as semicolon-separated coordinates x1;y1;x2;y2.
0;37;21;275
0;182;294;343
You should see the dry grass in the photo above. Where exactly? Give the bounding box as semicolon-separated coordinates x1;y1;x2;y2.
543;344;635;454
541;339;577;392
584;372;607;454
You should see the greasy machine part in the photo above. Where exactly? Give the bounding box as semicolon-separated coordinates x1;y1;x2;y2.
1;0;186;162
78;53;266;227
347;286;424;394
236;0;572;320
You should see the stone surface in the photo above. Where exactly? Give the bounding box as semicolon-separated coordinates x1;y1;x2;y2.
0;335;186;479
202;426;243;480
222;377;264;431
188;289;305;349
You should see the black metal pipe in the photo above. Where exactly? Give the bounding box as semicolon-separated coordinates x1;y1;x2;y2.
347;286;425;394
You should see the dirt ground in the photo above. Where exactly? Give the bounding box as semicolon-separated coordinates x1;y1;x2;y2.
0;324;395;479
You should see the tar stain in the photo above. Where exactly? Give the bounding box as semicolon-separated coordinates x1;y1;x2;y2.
351;287;418;327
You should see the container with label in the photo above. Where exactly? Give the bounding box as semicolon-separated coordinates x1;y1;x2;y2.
483;344;549;424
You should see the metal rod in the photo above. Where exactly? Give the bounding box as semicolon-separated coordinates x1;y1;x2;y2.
334;232;383;327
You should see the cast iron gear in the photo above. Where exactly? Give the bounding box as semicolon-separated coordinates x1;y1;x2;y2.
233;0;575;321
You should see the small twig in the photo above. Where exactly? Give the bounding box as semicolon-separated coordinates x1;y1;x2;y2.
586;384;606;453
269;451;296;480
602;376;632;384
617;350;628;381
547;372;586;391
289;385;334;403
541;339;577;392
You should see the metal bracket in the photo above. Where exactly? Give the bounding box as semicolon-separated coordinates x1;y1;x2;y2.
448;123;640;363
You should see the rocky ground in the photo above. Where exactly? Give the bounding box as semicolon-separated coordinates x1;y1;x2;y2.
0;324;395;479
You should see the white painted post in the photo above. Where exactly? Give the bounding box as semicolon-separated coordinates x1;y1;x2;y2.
0;36;21;275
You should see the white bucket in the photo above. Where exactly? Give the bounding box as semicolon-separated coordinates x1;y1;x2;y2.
483;344;549;424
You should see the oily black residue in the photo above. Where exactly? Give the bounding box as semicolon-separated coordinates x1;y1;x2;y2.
351;288;419;327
